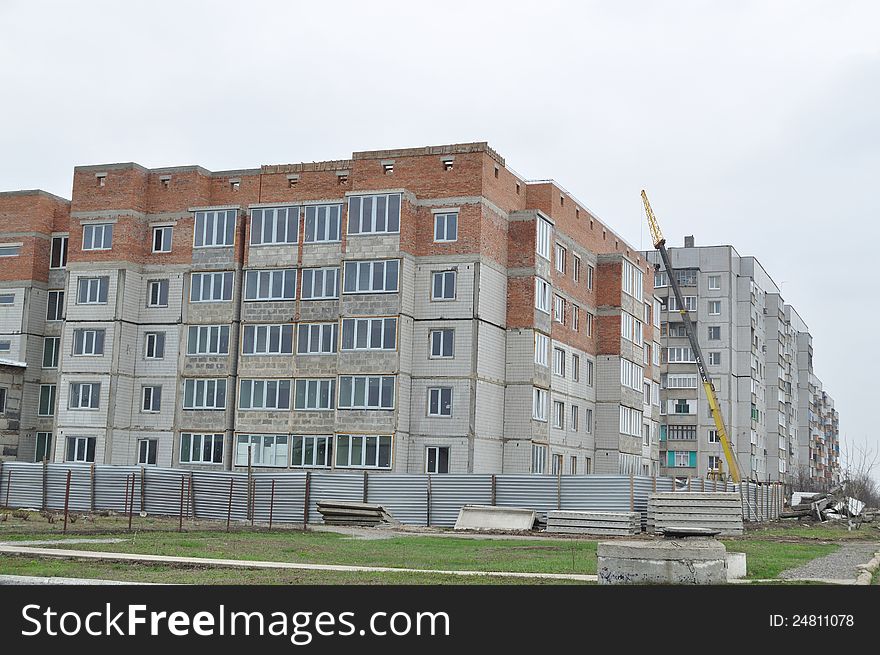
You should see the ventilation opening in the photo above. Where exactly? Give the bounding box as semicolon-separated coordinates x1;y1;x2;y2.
96;173;107;188
560;195;565;207
576;207;580;219
159;175;171;189
441;157;454;171
494;165;499;179
337;171;349;184
287;174;299;188
381;160;394;175
229;179;241;191
515;182;520;195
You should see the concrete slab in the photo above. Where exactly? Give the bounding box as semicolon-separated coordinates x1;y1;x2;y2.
454;505;536;531
597;538;728;585
726;552;747;580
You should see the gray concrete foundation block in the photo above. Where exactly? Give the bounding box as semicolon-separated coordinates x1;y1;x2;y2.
597;538;728;585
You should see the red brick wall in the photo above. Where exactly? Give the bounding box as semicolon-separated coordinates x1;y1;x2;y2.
0;192;69;283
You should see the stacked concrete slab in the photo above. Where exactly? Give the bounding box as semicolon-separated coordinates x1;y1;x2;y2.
647;492;743;536
546;510;641;536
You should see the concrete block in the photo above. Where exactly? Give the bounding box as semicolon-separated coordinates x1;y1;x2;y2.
597;538;728;585
454;505;536;531
726;552;747;580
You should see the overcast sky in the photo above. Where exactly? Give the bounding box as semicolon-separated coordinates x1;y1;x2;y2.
2;0;877;476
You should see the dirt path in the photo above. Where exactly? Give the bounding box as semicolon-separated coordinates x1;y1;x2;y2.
778;542;879;582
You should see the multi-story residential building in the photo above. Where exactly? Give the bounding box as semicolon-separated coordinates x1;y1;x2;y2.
645;238;838;483
0;142;659;476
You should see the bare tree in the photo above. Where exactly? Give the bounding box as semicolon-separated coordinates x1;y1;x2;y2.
840;437;880;509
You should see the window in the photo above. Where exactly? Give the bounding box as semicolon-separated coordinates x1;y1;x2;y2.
301;267;340;300
76;277;109;304
144;332;165;359
573;255;581;281
0;387;6;413
235;434;289;467
666;374;698;389
622;260;644;301
434;212;458;242
69;382;100;410
0;340;9;353
553;347;566;377
242;324;294;355
553;295;565;323
187;325;230;355
572;305;579;331
652;381;661;406
673;398;692;414
653;299;661;327
66;436;96;463
572;354;580;382
292;435;332;468
535;278;551;313
534;332;549;367
304;204;342;243
152;226;173;253
536;217;552;260
555;243;566;273
138;439;158;465
250;206;299;245
620;359;644;391
244;269;296;301
338;376;395;410
431;270;456;300
140;385;162;413
47;291;64;321
619;406;643;436
708;429;720;444
42;337;60;368
571;405;579;431
82;223;113;250
38;384;56;416
72;328;105;356
708;326;721;340
0;293;13;305
190;271;233;302
708;300;721;315
709;351;721;366
653;341;661;366
667;425;697;440
147;279;169;307
348;194;401;234
674;451;692;468
341;317;397;351
428;387;453;417
584;408;593;433
667;295;697;312
667;347;696;363
183;378;226;410
429;328;454;358
553;400;565;429
343;260;399;294
675;269;698;286
335;434;393;469
643;382;651;405
570;456;577;475
194;209;236;247
587;265;594;290
620;313;643;345
708;275;721;290
586;360;594;387
297;323;338;355
50;236;68;268
426;446;449;474
531;444;547;474
294;379;335;410
644;343;650;365
654;271;669;288
532;388;547;421
35;432;52;462
586;312;593;337
708;455;722;472
179;433;224;464
240;379;292;410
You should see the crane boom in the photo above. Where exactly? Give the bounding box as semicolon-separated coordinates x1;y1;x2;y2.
641;191;742;483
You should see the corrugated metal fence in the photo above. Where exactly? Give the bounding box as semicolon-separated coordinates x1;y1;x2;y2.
0;462;780;528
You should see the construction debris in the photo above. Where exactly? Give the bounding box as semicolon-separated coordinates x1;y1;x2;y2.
316;500;397;527
546;510;640;536
453;505;536;531
648;492;744;536
782;485;868;525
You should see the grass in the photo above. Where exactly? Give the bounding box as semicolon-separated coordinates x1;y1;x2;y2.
741;523;880;542
0;556;588;585
721;540;839;579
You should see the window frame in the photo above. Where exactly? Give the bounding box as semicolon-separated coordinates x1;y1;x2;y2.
141;385;162;413
241;324;294;356
347;194;402;236
38;384;56;416
50;235;69;269
76;276;109;305
144;331;166;360
138;439;159;465
189;271;234;303
244;268;297;302
535;277;551;313
433;211;458;243
334;434;393;469
342;259;399;294
34;432;53;462
66;436;96;463
337;375;395;410
293;378;336;411
429;328;454;359
426;446;450;474
68;382;100;410
82;223;113;251
239;378;292;411
42;336;60;368
187;325;230;356
303;204;343;243
179;432;224;464
182;378;227;410
72;328;106;357
431;270;457;301
300;266;340;300
147;279;170;308
193;209;237;248
47;290;64;321
427;387;453;417
152;225;173;253
249;206;299;246
297;322;339;355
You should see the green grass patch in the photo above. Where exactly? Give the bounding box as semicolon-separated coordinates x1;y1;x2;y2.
722;540;838;579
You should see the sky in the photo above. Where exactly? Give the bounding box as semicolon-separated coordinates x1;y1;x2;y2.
1;0;878;477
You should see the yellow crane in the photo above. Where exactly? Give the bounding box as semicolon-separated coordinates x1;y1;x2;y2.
641;190;743;483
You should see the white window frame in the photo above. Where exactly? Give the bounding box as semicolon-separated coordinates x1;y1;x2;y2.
708;429;720;444
144;331;165;360
34;432;53;462
147;279;169;308
138;439;158;465
69;382;100;410
532;443;547;474
294;379;336;411
179;432;224;464
429;328;454;359
708;325;721;341
337;375;395;410
190;271;233;303
587;264;594;290
573;255;580;281
152;225;173;253
72;328;105;356
297;323;338;355
341;317;397;351
50;235;68;269
240;379;292;410
343;259;399;294
535;277;551;313
187;325;230;356
42;336;60;368
534;332;549;367
241;324;294;355
47;290;64;321
76;277;109;305
532;388;548;421
235;434;290;467
38;384;56;416
142;385;162;413
249;206;299;245
553;347;566;377
674;451;692;468
303;204;342;243
708;300;721;315
82;223;113;251
291;435;332;468
244;269;297;301
433;211;458;243
334;434;393;469
301;267;340;300
426;446;450;474
66;436;96;463
667;346;696;363
427;387;453;417
182;378;227;410
536;217;552;260
431;270;457;301
708;351;721;366
193;209;236;248
553;400;565;429
347;194;401;235
553;295;565;323
667;295;697;312
708;275;721;290
554;243;566;274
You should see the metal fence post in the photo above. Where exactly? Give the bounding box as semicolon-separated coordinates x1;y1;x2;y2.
426;474;433;527
124;473;131;517
42;459;48;511
629;474;634;512
303;471;310;530
90;464;96;512
62;469;72;533
557;467;562;511
128;474;135;531
226;478;234;533
178;476;186;532
363;471;368;503
269;479;276;530
491;474;496;506
5;467;11;508
141;466;146;514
